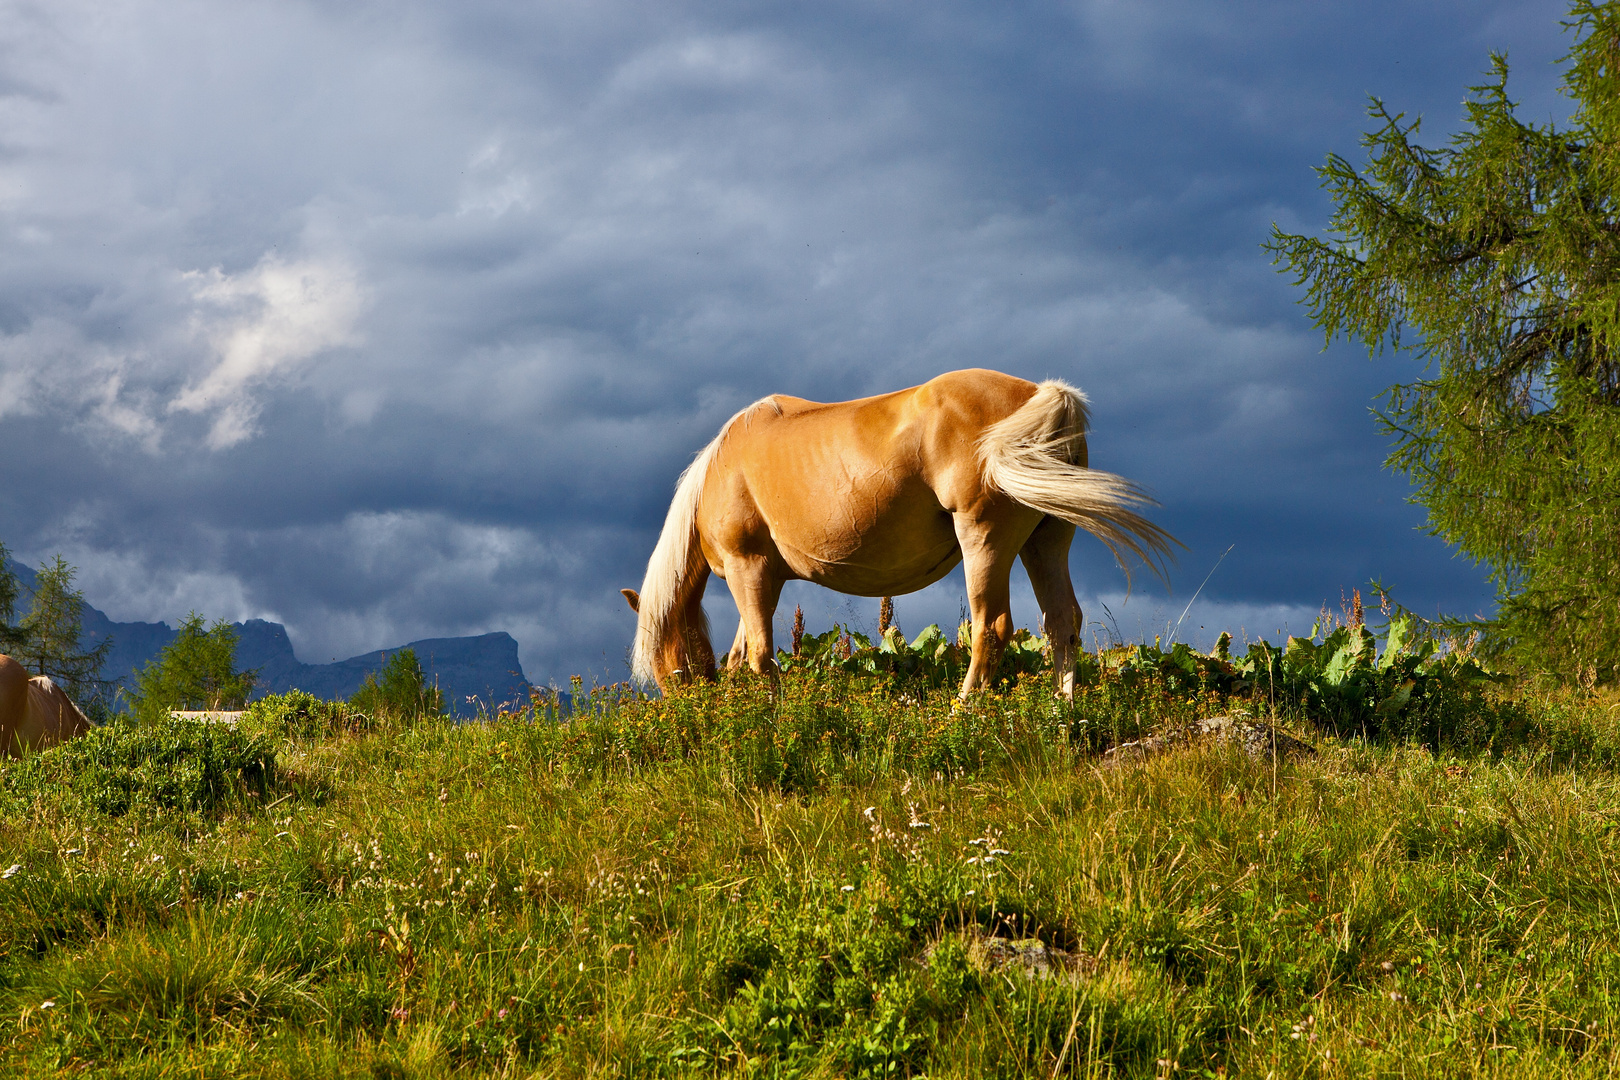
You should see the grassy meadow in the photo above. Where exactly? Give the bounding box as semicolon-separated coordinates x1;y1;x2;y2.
3;636;1620;1077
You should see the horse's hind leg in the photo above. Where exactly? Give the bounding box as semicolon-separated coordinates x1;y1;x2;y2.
1020;517;1083;699
721;556;784;679
953;513;1025;697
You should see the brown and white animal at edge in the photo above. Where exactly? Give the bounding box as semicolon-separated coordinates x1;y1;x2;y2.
622;368;1179;699
0;653;93;756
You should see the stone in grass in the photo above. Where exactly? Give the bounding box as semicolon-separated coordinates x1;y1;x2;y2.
923;929;1092;981
1102;715;1315;767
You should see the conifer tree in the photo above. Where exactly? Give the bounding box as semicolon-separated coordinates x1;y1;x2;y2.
15;555;113;702
1266;1;1620;681
348;648;443;721
0;542;23;655
130;613;257;724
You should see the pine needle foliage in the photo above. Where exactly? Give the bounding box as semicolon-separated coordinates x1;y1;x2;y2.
348;648;444;722
130;613;257;725
0;542;23;656
1266;1;1620;682
13;555;113;705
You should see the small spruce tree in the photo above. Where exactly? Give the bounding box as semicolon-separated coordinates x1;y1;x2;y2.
14;554;113;703
131;613;257;724
1266;0;1620;681
348;648;443;721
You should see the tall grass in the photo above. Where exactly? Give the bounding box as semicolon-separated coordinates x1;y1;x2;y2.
0;667;1617;1076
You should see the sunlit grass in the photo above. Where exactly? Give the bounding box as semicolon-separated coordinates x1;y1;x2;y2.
0;673;1618;1075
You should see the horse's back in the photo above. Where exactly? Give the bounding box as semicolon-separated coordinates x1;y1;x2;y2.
910;368;1040;419
23;676;90;754
752;369;1036;426
0;656;91;756
723;370;1038;457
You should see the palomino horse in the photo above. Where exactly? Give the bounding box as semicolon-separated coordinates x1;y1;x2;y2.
622;368;1177;698
0;653;92;756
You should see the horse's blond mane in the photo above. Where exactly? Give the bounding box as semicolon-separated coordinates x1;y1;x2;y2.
978;379;1176;583
631;397;779;684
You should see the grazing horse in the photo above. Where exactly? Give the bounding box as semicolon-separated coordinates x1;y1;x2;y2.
0;653;92;756
622;368;1177;698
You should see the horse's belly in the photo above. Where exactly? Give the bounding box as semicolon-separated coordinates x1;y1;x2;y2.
768;507;963;597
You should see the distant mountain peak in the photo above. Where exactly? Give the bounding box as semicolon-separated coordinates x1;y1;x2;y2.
4;557;531;715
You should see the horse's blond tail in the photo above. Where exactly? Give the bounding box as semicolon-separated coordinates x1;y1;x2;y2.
978;380;1178;583
630;398;775;685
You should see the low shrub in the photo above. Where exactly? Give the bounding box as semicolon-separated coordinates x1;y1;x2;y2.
242;689;364;740
0;716;279;818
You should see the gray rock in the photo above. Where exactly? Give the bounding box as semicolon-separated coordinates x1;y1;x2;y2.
971;936;1088;979
924;930;1090;981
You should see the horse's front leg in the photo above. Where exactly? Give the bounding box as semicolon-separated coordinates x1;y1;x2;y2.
953;514;1021;698
1019;517;1083;699
721;556;784;681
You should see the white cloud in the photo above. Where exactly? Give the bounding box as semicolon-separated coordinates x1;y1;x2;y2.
0;318;163;448
58;552;261;629
171;255;365;448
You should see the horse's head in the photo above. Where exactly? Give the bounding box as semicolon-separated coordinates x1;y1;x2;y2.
624;586;715;692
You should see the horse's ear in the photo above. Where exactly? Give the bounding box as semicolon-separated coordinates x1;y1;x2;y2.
621;589;640;613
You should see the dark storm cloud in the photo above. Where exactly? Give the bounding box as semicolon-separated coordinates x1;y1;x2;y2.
0;0;1573;680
